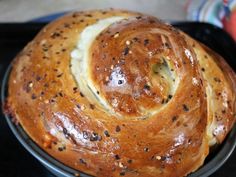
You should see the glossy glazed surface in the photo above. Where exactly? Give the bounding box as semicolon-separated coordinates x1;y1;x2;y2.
4;10;236;177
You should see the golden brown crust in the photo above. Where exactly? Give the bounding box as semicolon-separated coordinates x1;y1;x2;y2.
183;34;236;144
5;9;235;177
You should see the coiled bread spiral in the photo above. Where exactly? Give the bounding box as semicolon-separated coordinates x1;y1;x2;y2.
5;9;236;177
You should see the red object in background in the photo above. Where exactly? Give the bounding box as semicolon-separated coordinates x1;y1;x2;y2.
222;9;236;41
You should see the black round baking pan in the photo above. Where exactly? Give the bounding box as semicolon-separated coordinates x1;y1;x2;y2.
2;60;236;177
1;22;236;177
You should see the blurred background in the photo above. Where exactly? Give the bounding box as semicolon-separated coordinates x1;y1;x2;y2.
0;0;187;22
0;0;235;40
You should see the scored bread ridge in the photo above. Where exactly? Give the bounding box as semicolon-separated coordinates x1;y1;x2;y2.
183;34;236;145
4;9;236;177
71;16;126;118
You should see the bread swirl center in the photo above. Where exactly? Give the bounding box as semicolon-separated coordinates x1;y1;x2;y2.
71;16;198;119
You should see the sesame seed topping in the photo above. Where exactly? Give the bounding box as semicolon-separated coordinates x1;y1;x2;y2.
116;125;121;132
80;105;85;110
29;82;33;87
115;154;120;160
126;40;131;45
156;155;161;160
118;162;124;168
182;104;189;112
104;130;110;137
114;32;119;38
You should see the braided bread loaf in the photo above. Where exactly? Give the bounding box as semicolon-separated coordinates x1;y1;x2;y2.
5;9;236;177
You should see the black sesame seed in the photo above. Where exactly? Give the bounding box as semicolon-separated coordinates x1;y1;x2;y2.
57;73;63;77
83;131;89;139
104;130;110;137
90;132;102;141
36;75;41;81
79;158;87;165
144;39;149;46
51;32;61;38
127;159;132;163
58;92;63;97
116;125;121;132
89;104;95;110
123;47;129;55
144;84;150;90
183;104;189;112
58;147;64;151
144;147;149;152
168;94;173;100
120;172;125;176
80;92;84;97
31;94;37;100
161;99;165;104
63;128;68;136
64;23;70;28
163;42;171;48
118;80;123;85
115;154;120;160
201;68;205;72
133;37;138;42
172;116;177;122
214;77;221;82
73;87;78;92
76;104;81;109
85;14;92;17
136;16;142;19
49;98;55;103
